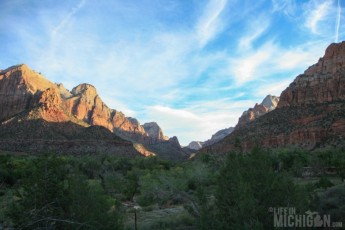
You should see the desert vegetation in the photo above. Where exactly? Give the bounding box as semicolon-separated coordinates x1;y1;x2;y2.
0;147;344;229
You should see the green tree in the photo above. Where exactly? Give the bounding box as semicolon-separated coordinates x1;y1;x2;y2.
214;149;311;229
7;155;123;229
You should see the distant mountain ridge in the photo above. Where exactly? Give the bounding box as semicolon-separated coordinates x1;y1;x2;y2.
203;41;345;154
0;64;186;160
186;127;234;151
187;95;279;151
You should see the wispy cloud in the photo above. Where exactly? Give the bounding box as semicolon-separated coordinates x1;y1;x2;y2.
255;79;292;98
51;0;86;41
227;39;329;97
304;0;332;34
144;100;253;145
271;0;297;16
231;42;275;85
238;17;270;50
0;0;341;145
196;0;228;47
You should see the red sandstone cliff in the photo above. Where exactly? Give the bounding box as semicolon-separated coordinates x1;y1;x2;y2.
0;64;186;159
204;42;345;154
278;41;345;107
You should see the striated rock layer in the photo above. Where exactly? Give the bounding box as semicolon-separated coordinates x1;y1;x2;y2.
278;41;345;107
204;42;345;154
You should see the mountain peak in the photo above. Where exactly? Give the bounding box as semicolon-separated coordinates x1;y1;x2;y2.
0;63;55;94
142;122;169;142
56;83;72;99
0;63;187;160
261;95;279;111
279;41;345;108
304;41;345;76
237;95;279;127
71;83;97;96
206;41;345;154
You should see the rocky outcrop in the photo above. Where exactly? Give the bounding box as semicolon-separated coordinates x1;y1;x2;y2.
56;83;72;99
278;41;345;107
261;95;279;110
237;95;279;127
0;64;56;121
187;141;204;150
126;118;146;136
142;122;169;144
203;127;235;146
145;136;187;161
204;41;345;154
36;87;70;122
168;136;181;148
65;84;115;132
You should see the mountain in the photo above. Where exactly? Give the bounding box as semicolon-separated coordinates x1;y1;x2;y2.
186;95;278;151
203;41;345;154
0;64;186;160
186;127;234;151
237;95;279;127
187;141;204;150
203;127;235;146
142;122;169;144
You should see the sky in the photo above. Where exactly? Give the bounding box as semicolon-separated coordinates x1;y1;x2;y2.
0;0;344;146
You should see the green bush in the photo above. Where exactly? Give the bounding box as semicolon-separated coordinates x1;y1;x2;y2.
6;155;123;229
315;176;334;189
212;149;312;229
315;184;345;223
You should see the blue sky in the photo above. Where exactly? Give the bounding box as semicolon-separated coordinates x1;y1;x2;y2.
0;0;344;145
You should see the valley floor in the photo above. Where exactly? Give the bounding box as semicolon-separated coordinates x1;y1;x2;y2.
0;147;345;229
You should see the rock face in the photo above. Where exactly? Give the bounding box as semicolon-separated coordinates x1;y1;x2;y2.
64;84;148;140
36;87;70;122
168;136;181;148
278;41;345;107
188;141;204;150
0;64;186;159
142;122;169;144
203;127;235;147
237;95;279;127
262;95;279;110
204;42;345;154
0;64;57;121
145;136;187;161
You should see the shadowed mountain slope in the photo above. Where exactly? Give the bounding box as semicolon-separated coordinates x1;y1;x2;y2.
203;41;345;154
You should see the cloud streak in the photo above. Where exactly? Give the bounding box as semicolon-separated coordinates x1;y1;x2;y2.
196;0;227;47
238;17;270;50
271;0;296;17
0;0;341;145
51;0;86;41
304;0;332;34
